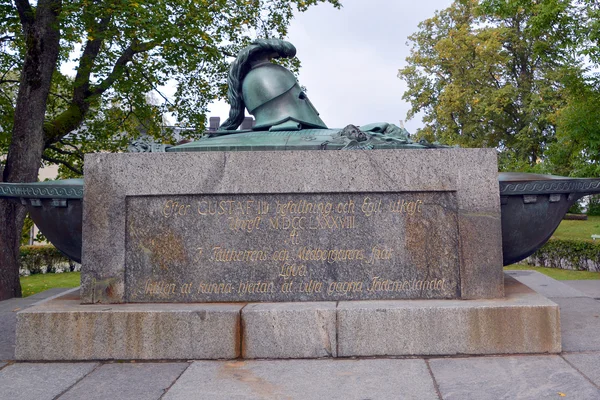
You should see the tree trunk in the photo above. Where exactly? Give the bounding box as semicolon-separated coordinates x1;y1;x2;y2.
0;0;61;301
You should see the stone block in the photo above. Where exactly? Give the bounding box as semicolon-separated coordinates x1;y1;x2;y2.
15;293;243;360
242;302;336;358
337;276;560;356
82;148;503;303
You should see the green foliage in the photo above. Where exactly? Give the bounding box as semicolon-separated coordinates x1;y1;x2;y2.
587;195;600;216
0;0;341;174
19;214;47;245
527;238;600;272
543;78;600;178
399;0;599;174
19;245;75;275
568;201;585;215
20;214;33;245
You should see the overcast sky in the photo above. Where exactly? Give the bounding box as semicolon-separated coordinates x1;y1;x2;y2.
208;0;454;133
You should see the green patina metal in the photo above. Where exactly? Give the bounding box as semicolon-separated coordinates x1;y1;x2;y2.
168;124;442;152
168;38;442;152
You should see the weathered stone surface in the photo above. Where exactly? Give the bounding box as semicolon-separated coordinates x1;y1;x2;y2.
60;362;190;400
126;192;459;302
0;288;75;361
0;362;98;400
337;275;560;356
429;355;600;400
551;297;600;352
16;293;243;360
164;359;438;400
0;362;6;369
242;302;336;358
508;270;588;298
83;148;503;303
563;353;600;386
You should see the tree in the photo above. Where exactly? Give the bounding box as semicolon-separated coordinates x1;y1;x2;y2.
0;0;341;300
398;0;585;171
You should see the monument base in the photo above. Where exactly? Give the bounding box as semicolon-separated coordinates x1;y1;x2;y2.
15;275;560;361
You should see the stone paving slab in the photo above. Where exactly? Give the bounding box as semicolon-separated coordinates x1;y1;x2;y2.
0;287;74;312
563;353;600;387
163;359;438;400
564;281;600;299
59;362;189;400
0;362;98;400
551;297;600;352
0;313;15;361
429;355;600;400
507;270;588;298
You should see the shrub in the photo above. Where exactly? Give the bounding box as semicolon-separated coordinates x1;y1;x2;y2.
19;245;77;275
527;239;600;272
589;194;600;216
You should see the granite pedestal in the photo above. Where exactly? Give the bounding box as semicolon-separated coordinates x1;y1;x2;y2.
15;275;560;360
81;149;503;303
15;149;561;360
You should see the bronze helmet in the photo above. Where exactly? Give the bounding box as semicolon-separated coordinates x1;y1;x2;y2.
217;39;327;134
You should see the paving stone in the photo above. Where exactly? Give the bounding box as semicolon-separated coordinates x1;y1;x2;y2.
242;302;336;358
60;362;189;400
551;297;600;352
0;313;15;361
0;362;98;400
27;287;78;302
563;281;600;299
430;355;600;400
164;359;438;400
507;270;588;298
0;297;36;313
563;353;600;387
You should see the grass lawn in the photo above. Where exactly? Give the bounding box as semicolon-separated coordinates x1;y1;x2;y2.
20;272;80;297
504;264;600;280
552;215;600;241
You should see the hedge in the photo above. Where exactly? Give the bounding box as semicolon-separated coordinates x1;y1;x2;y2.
19;245;79;275
526;238;600;272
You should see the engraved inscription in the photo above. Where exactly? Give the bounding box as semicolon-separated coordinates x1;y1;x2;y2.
125;192;460;302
